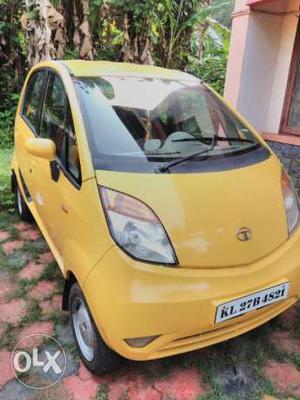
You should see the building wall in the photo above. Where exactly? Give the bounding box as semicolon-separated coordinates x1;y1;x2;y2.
266;11;298;132
224;0;299;134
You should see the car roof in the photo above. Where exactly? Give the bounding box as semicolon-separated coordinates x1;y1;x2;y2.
58;60;198;81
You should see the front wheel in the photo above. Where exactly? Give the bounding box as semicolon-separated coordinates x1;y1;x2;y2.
69;283;123;375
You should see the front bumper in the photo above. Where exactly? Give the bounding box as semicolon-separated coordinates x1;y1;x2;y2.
84;230;300;361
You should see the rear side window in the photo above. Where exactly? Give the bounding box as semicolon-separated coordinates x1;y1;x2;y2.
22;70;47;133
41;73;81;182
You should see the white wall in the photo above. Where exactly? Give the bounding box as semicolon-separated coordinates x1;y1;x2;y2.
266;11;298;132
224;0;299;134
237;12;284;132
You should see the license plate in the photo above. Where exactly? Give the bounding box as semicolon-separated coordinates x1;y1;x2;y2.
215;282;290;324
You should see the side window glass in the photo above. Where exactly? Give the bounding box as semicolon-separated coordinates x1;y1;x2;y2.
41;74;66;159
22;71;47;134
41;74;81;182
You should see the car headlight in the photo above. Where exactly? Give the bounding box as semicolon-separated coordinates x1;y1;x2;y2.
281;169;300;234
100;187;177;265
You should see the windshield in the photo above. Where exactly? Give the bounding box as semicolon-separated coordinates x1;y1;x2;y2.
74;76;268;173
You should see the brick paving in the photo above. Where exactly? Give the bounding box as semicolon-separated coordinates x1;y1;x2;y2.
28;280;57;300
264;361;300;397
16;321;55;350
17;261;45;280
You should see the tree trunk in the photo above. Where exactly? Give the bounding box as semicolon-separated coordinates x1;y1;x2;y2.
78;0;94;60
21;0;66;66
120;13;153;65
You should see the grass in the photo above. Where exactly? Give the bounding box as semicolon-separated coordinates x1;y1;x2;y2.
7;225;20;240
0;148;14;213
22;238;49;259
95;384;109;400
12;278;39;299
49;309;69;326
0;249;30;271
0;323;17;349
21;300;43;324
0;250;31;273
41;261;63;281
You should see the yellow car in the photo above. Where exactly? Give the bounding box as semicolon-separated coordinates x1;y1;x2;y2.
12;60;300;374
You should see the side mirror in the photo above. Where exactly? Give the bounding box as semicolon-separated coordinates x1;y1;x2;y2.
25;138;56;161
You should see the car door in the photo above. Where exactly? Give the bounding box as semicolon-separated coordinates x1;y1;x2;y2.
27;71;82;261
17;67;112;281
15;69;49;203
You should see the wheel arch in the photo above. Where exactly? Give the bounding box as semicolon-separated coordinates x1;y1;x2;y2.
62;271;78;311
11;169;17;193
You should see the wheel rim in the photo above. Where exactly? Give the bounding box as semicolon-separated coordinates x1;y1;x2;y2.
72;297;95;362
17;187;23;215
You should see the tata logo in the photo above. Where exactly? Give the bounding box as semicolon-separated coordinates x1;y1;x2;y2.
237;227;252;241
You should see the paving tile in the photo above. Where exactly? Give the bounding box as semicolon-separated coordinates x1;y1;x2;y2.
68;362;209;400
0;325;5;339
0;351;14;389
269;331;300;354
13;222;32;232
28;281;56;301
0;299;26;324
55;323;74;346
78;361;95;381
264;361;300;397
0;231;10;243
64;374;100;400
17;261;45;280
65;363;159;400
107;374;160;400
277;305;299;329
19;229;40;241
0;378;58;400
0;379;33;400
38;252;54;264
154;367;208;400
0;278;16;303
2;240;24;255
5;251;30;271
41;294;62;317
16;321;54;350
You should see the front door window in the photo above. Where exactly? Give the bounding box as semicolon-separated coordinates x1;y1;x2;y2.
41;73;81;182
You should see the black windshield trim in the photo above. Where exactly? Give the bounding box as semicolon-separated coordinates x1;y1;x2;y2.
92;147;270;173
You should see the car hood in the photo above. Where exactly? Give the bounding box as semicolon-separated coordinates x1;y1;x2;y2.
95;156;288;268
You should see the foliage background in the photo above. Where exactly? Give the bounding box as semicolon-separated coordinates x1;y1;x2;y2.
0;0;233;149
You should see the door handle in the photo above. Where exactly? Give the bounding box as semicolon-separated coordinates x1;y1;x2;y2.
50;160;60;182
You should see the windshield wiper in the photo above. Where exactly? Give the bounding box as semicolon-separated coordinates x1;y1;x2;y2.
172;135;254;144
155;135;217;173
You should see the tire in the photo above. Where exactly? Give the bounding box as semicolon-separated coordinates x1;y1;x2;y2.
15;182;33;222
69;283;123;375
